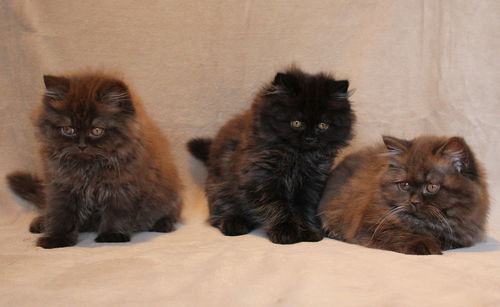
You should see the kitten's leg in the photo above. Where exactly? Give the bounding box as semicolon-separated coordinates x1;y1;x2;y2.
37;192;79;249
370;228;442;255
95;198;132;243
29;215;45;233
207;180;256;236
260;185;323;244
151;215;176;233
210;213;256;236
265;211;323;244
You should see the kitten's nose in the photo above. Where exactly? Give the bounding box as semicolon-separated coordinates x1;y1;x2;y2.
305;137;315;144
78;145;87;151
410;197;422;207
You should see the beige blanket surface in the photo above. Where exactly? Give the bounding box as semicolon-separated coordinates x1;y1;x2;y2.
1;1;499;306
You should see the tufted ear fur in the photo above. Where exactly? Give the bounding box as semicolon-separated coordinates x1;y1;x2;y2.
331;80;354;101
437;137;471;172
43;75;70;101
98;81;135;115
382;136;411;155
265;72;300;96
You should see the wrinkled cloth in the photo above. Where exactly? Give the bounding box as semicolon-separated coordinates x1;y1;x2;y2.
0;1;499;306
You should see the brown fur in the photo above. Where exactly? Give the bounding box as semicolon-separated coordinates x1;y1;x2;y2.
6;71;182;248
319;135;489;255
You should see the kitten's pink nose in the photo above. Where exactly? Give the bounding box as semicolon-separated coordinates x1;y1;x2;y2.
78;145;87;151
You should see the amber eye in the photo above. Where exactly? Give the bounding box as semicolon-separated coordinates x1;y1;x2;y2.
318;122;329;130
90;127;105;137
60;126;76;136
398;182;411;192
290;120;303;128
425;183;440;194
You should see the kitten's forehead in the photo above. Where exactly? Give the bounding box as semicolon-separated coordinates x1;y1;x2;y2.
403;137;454;181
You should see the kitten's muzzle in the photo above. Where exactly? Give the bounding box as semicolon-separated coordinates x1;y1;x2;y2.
304;137;316;144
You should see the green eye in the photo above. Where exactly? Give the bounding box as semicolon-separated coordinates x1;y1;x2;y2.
425;183;440;194
90;127;105;137
318;122;329;130
60;126;76;136
290;120;303;128
398;182;411;192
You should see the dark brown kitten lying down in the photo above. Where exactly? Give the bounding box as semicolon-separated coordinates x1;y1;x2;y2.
7;72;182;248
319;135;489;255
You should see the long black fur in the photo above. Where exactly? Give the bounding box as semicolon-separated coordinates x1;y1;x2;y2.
187;138;212;164
188;67;355;244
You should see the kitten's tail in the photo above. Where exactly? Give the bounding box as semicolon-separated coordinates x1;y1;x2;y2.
187;138;212;165
6;171;46;209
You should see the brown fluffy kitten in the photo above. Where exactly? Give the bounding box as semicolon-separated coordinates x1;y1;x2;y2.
7;72;182;248
319;135;489;255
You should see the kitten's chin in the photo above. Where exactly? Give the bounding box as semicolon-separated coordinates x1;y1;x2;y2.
68;151;99;160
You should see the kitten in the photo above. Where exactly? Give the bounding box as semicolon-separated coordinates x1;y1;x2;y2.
188;67;355;244
319;135;489;255
6;72;182;248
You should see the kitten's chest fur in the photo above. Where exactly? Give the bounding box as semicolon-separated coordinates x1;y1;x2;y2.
48;159;131;208
245;146;332;200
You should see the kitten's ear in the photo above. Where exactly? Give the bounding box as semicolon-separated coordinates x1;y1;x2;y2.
383;136;411;155
269;72;298;95
43;75;69;100
331;80;353;100
98;81;135;115
437;137;471;172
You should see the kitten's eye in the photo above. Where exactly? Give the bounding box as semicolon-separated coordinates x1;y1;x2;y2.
398;182;411;192
318;122;329;130
290;120;303;128
425;183;440;194
60;126;76;137
90;127;105;137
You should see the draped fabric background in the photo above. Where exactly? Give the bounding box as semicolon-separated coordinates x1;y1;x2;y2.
1;1;499;306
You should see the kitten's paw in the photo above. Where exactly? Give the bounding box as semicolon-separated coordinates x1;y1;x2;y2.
213;215;254;236
95;232;131;243
151;216;176;233
407;239;442;255
37;235;77;249
29;216;45;233
267;222;322;244
300;227;324;242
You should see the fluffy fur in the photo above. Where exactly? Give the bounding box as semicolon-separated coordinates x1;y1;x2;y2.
319;135;489;255
6;71;182;248
188;67;355;244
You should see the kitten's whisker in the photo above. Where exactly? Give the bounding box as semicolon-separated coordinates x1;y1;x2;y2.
429;205;453;237
371;206;404;240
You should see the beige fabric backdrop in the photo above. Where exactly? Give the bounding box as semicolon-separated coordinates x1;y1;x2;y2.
1;1;499;306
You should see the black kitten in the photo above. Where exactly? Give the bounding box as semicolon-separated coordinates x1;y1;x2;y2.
188;67;355;244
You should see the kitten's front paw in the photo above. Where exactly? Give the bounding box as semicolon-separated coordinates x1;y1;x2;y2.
407;238;442;255
29;216;45;233
267;222;322;244
151;216;176;233
95;232;131;243
213;215;254;236
37;235;77;249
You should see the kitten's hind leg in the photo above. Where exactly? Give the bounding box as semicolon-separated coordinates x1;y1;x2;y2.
29;215;45;233
210;214;256;236
151;215;176;233
207;179;256;236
